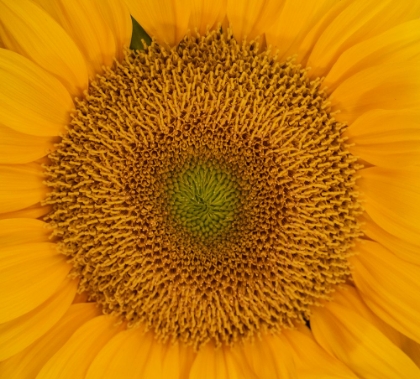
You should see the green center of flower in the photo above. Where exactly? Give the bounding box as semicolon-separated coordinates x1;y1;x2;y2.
44;29;362;349
168;162;239;240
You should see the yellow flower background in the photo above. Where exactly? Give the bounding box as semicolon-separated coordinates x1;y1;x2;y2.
0;0;420;378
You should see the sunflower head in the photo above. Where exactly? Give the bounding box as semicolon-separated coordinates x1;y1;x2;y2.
1;0;420;378
42;30;363;349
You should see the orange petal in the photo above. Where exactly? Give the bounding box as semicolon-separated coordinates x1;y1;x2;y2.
33;0;119;78
94;0;132;61
0;203;52;221
0;125;57;164
0;242;71;323
189;342;259;379
189;0;226;35
240;334;297;379
0;163;47;214
330;62;420;123
0;303;100;379
307;0;420;78
124;0;190;47
345;109;420;168
0;0;88;97
283;328;358;379
0;49;73;137
359;166;420;246
87;329;187;379
350;240;420;344
332;285;404;348
36;316;123;379
0;278;77;360
362;214;420;265
266;0;338;63
337;285;420;368
141;338;184;379
298;0;353;67
226;0;284;43
325;19;420;91
86;328;148;379
311;299;420;378
402;338;420;368
0;218;51;247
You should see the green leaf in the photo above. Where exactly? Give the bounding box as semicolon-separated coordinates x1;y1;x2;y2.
130;16;151;50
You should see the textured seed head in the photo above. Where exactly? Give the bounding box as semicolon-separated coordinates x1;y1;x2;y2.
167;160;240;241
44;30;362;349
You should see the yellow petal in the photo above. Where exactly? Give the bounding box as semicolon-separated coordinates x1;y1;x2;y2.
189;0;226;35
0;49;73;137
332;285;404;348
189;342;258;379
86;328;147;379
72;292;89;304
36;315;123;379
311;300;420;379
124;0;190;47
87;329;178;379
0;125;57;164
331;62;420;123
179;343;196;379
299;0;353;66
265;0;338;63
0;203;52;221
0;163;47;214
345;109;420;168
348;109;420;142
142;338;184;379
88;330;186;379
325;20;420;91
226;0;284;43
0;0;88;97
350;240;420;344
362;215;420;265
161;343;183;379
307;0;420;77
33;0;118;78
0;278;77;360
23;0;57;19
0;242;71;323
0;228;52;266
282;328;358;379
240;334;297;379
359;166;420;246
336;286;420;368
356;149;420;176
0;303;100;379
402;338;420;368
93;0;132;61
0;218;51;247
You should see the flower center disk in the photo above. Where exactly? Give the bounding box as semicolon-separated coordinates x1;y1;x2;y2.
44;30;362;349
168;161;240;240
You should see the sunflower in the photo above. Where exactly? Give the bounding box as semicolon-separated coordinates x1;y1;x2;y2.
0;0;420;377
